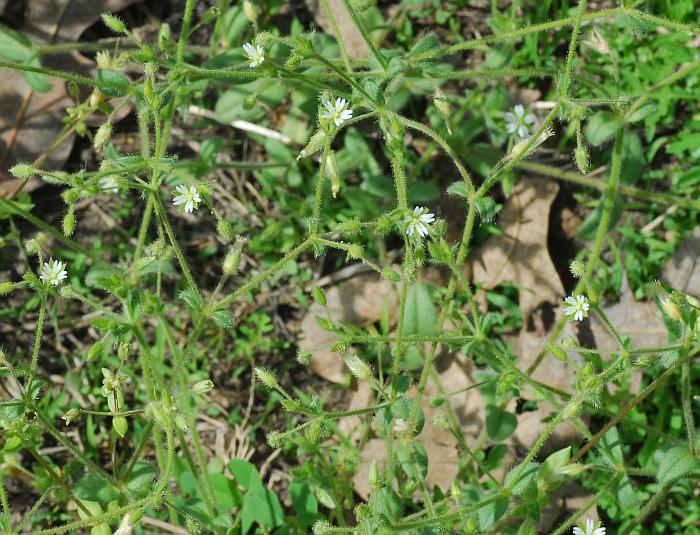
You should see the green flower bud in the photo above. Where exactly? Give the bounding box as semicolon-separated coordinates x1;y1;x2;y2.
325;151;341;198
216;220;235;241
344;355;372;382
101;13;127;34
9;163;35;178
118;342;130;360
243;0;257;24
569;260;585;278
243;94;257;110
157;23;172;51
297;350;311;366
381;267;401;282
254;367;278;389
62;211;76;237
267;430;283;448
93;122;112;152
336;219;361;235
298;130;328;160
555;463;586;478
223;237;245;275
347;244;363;260
192;379;214;395
575;145;589;174
62;408;80;425
0;282;15;296
433;86;452;135
652;280;683;322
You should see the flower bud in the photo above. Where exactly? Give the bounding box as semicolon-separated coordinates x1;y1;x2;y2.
94;122;112;152
555;463;586;478
157;23;172;51
0;282;15;296
325;151;341;198
297;350;311;366
347;244;363;260
652;280;682;321
192;379;214;395
381;267;401;282
267;430;283;448
118;342;130;360
562;400;582;420
433;86;452;135
569;260;585;278
254;367;278;389
223;237;245;275
62;408;80;425
102;13;127;34
9;163;35;178
575;145;589;174
344;355;372;382
62;211;76;237
243;0;257;24
297;130;328;160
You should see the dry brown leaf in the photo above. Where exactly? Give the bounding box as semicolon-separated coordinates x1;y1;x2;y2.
471;177;564;321
662;227;700;297
298;272;399;383
1;0;140;194
589;277;668;355
307;0;368;59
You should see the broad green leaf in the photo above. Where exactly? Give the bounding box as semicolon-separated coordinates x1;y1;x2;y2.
228;459;265;494
657;447;698;484
210;473;240;512
616;473;639;510
586;111;623;146
619;131;643;185
540;446;571;479
23;55;52;93
404;284;437;337
74;473;120;503
179;288;203;313
503;461;540;499
485;404;517;441
210;309;235;329
241;489;283;534
600;426;624;466
290;481;318;526
125;461;157;497
0;26;32;61
96;69;130;97
409;32;440;58
112;416;127;437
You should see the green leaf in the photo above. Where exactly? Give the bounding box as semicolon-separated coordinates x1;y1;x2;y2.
404;284;437;337
409;32;440;58
74;473;119;503
241;489;283;534
96;69;130;97
616;473;639;510
485;404;517;441
125;461;157;497
540;446;571;479
179;288;203;313
23;55;52;93
210;309;235;329
228;459;265;494
210;473;240;512
112;416;128;437
503;461;540;499
585;111;623;146
290;481;318;526
446;181;468;198
657;447;698;484
0;26;32;61
619;131;643;185
600;426;624;466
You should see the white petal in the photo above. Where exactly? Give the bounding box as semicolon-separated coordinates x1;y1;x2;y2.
518;125;528;138
524;115;535;124
564;296;577;306
575;310;583;321
504;112;515;122
506;123;517;134
513;104;524;117
573;528;583;535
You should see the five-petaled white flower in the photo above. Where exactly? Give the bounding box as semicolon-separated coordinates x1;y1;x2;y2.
243;42;265;68
40;259;68;286
504;104;535;138
320;97;353;127
172;184;201;213
573;518;605;535
404;206;435;239
564;294;590;322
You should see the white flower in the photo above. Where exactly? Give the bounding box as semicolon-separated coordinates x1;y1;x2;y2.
564;294;590;322
404;206;435;239
172;184;201;213
40;259;68;286
243;42;265;68
320;97;353;127
393;418;411;433
100;175;119;193
573;518;605;535
504;104;535;138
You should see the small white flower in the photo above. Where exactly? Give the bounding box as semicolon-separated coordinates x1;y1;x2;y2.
39;259;68;287
243;42;265;68
404;206;435;239
172;184;201;213
99;175;119;193
573;518;605;535
504;104;535;138
393;418;411;433
320;97;353;127
564;294;590;322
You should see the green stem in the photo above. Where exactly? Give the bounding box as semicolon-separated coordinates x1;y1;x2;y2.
681;361;697;455
340;0;387;70
320;0;353;74
26;292;47;394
